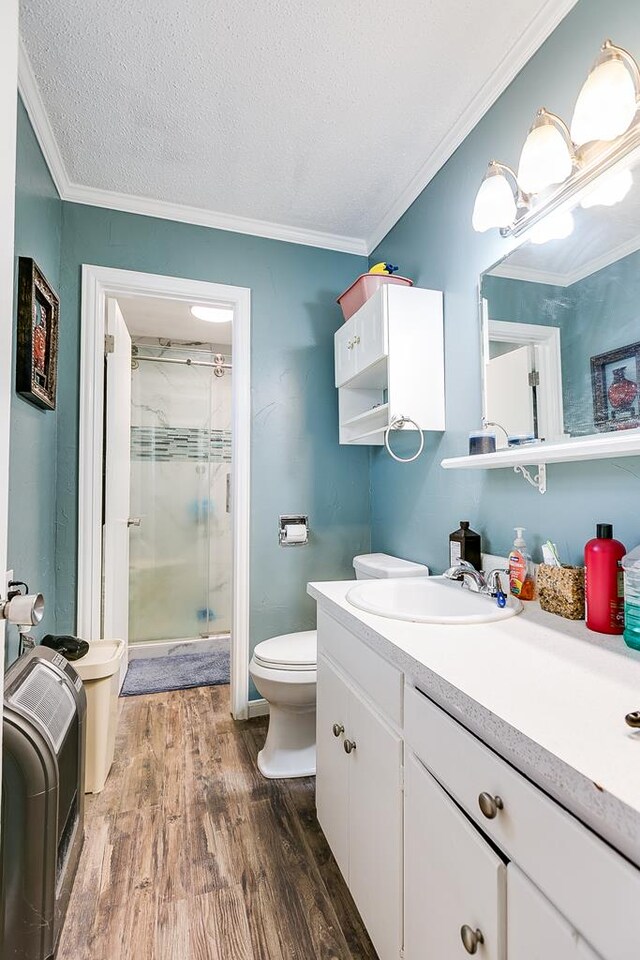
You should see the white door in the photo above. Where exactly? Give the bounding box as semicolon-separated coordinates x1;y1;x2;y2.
315;655;351;879
486;345;533;446
348;687;403;960
103;298;132;686
508;865;602;959
404;753;506;960
334;315;358;387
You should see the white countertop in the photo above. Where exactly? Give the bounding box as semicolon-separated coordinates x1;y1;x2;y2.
308;579;640;867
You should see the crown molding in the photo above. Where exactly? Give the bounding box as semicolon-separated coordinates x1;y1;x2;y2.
16;39;367;256
17;37;70;197
62;180;368;255
490;231;640;288
365;0;580;253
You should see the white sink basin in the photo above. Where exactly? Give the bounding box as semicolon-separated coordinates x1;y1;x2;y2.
346;576;523;624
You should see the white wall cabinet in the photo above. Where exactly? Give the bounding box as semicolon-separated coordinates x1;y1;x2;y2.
316;651;403;960
405;754;506;960
335;284;444;444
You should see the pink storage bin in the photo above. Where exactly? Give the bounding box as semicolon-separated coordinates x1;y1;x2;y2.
337;273;413;322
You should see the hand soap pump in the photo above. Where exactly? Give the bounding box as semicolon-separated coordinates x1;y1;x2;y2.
509;527;535;600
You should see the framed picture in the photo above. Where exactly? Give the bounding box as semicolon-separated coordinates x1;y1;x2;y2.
591;340;640;431
16;257;59;411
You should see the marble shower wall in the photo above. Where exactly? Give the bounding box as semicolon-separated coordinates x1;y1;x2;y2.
128;340;232;642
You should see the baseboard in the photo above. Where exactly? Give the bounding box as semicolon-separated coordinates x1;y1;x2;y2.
248;698;270;719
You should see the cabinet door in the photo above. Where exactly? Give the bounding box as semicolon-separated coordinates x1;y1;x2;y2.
405;754;506;960
335;316;358;387
508;865;602;959
348;687;403;960
316;655;350;878
353;291;387;376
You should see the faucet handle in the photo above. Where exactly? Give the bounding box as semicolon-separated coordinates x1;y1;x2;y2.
485;568;510;606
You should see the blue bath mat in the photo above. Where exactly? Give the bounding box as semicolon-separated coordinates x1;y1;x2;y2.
121;649;230;696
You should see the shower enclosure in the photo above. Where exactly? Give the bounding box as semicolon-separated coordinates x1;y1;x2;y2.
128;339;232;648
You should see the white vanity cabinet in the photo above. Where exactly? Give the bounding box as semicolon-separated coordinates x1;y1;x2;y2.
316;615;403;960
405;753;506;960
311;593;640;960
334;284;445;444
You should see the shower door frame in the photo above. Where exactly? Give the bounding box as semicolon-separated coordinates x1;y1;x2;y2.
77;265;253;720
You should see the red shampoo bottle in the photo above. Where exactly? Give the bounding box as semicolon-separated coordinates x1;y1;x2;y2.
584;523;626;634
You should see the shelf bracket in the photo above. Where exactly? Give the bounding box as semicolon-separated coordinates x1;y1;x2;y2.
513;463;547;494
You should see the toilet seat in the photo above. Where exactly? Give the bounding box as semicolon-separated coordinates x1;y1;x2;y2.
253;630;317;672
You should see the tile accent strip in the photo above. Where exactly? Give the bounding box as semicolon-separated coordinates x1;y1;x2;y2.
131;426;232;463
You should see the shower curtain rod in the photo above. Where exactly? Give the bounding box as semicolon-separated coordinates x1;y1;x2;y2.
135;354;232;370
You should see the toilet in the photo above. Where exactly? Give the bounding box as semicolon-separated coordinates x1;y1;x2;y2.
249;552;429;779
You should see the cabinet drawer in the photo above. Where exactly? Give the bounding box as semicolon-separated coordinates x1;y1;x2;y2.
507;864;602;959
405;683;640;960
317;609;402;727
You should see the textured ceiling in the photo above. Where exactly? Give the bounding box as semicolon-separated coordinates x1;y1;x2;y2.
20;0;574;249
118;295;233;345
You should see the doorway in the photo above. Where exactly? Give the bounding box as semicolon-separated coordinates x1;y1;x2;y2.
77;267;251;720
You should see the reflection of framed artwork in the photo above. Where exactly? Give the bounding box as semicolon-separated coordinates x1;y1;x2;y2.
16;257;59;410
591;340;640;431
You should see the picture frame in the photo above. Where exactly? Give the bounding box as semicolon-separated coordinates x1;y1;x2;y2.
16;257;60;411
591;340;640;431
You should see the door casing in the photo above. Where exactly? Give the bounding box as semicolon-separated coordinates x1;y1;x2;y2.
78;265;252;719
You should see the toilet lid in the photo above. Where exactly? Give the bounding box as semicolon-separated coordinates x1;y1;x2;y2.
253;630;317;671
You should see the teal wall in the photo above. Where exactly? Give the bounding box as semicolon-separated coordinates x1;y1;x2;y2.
370;0;640;569
7;99;62;663
56;204;370;683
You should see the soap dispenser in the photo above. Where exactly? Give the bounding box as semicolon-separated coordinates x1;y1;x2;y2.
509;527;535;600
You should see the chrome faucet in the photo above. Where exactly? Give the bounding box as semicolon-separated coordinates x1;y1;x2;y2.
443;561;510;600
443;560;488;593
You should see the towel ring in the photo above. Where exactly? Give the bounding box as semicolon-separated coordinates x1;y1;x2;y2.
384;416;424;463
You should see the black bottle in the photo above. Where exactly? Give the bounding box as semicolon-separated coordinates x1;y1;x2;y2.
449;521;482;571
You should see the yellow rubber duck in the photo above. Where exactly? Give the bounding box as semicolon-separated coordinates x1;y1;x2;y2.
369;261;399;275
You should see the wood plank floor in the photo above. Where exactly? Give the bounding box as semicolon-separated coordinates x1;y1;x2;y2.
58;684;378;960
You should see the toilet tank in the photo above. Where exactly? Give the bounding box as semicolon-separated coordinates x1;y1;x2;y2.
353;553;429;580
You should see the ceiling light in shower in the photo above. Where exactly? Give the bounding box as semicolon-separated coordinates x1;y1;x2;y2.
190;305;233;323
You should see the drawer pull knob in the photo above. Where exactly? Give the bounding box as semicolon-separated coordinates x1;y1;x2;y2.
460;925;484;954
625;711;640;728
478;792;504;819
332;723;344;738
343;739;357;754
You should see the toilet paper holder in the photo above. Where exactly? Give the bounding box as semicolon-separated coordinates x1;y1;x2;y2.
279;515;309;547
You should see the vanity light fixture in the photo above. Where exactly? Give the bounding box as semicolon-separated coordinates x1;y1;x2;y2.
190;304;234;323
517;109;575;194
472;38;640;238
471;161;521;232
570;40;640;146
529;210;574;245
580;167;633;208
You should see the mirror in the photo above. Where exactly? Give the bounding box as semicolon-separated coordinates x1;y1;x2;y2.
480;146;640;449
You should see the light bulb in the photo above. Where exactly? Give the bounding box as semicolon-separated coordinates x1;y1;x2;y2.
580;168;633;208
571;48;639;145
518;111;574;194
190;305;234;323
472;168;517;232
530;210;575;245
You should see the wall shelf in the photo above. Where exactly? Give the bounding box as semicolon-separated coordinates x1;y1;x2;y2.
441;430;640;493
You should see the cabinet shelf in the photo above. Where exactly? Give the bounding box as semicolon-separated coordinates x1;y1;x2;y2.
341;403;389;429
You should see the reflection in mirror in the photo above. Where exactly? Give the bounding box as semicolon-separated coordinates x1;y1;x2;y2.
481;147;640;444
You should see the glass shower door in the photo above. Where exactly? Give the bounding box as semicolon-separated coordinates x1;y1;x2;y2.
128;341;232;643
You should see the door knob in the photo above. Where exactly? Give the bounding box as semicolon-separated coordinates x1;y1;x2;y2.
625;711;640;728
127;517;142;527
460;925;484;954
343;739;357;754
332;723;344;738
478;792;504;819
